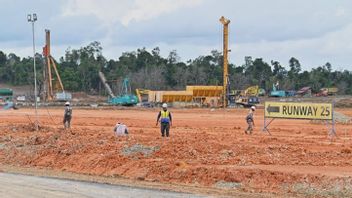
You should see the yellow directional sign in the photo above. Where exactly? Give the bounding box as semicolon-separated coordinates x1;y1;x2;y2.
264;102;333;120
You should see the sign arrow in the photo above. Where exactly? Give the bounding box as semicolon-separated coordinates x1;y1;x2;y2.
267;105;280;114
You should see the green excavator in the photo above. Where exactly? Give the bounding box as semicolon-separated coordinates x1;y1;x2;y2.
98;72;138;106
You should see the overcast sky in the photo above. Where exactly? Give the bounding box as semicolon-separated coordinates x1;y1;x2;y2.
1;0;352;70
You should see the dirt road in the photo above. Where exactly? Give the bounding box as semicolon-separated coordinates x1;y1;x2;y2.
0;172;205;198
0;107;352;197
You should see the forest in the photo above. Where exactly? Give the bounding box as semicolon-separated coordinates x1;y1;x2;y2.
1;41;351;95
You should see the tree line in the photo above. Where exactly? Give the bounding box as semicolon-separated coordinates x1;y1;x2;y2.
1;41;352;95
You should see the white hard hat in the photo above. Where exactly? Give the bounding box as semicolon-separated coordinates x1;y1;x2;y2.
251;106;256;110
65;101;70;106
162;103;168;108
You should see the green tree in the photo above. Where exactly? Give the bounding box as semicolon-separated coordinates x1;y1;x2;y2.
245;58;272;90
288;57;301;89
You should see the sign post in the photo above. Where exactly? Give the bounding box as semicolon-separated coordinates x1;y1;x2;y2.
263;101;335;136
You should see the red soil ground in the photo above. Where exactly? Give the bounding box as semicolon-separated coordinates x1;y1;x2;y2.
0;107;352;197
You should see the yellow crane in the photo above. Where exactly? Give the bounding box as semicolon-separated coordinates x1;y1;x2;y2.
219;16;230;108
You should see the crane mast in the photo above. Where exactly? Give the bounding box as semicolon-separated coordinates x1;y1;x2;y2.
43;29;65;101
219;16;230;108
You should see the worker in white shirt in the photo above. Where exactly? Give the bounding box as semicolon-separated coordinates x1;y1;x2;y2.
114;122;129;136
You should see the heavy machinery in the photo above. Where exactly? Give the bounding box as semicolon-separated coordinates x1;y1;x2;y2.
296;87;312;97
258;88;266;96
270;82;286;97
0;88;17;110
99;72;138;106
136;89;150;103
316;87;338;97
229;86;260;107
244;85;260;96
42;29;71;101
0;88;13;102
135;88;152;106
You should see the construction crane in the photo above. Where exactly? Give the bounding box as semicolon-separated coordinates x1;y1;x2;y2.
42;29;69;101
98;71;138;106
110;78;138;106
98;71;115;98
219;16;230;108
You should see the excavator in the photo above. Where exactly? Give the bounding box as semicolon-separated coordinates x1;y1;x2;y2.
229;86;260;107
98;72;138;106
270;81;286;97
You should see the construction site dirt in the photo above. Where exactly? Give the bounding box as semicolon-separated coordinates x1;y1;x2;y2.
1;108;352;197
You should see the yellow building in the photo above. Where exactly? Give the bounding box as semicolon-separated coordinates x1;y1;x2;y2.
146;86;223;106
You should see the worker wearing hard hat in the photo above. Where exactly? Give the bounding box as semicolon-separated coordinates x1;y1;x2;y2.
156;103;172;137
114;122;129;136
63;101;72;129
245;106;256;134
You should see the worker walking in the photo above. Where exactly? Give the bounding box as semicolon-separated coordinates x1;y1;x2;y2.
63;101;72;129
245;106;256;134
156;103;172;137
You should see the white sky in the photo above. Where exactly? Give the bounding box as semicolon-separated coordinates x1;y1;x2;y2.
1;0;352;70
